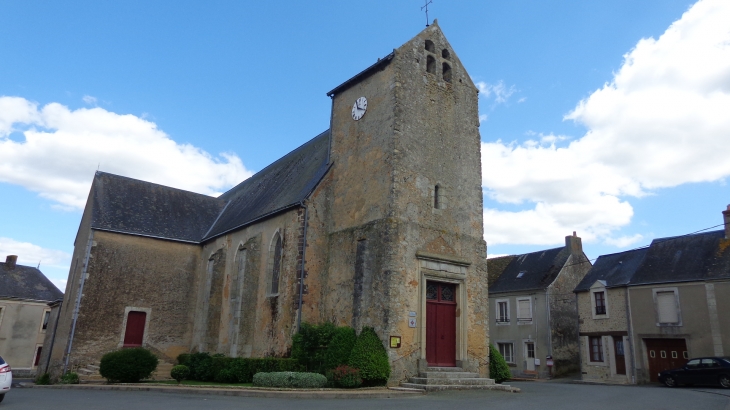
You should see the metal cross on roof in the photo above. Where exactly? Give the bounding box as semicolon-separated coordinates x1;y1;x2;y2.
421;0;433;27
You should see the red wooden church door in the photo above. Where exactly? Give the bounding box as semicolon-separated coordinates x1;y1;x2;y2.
426;282;456;367
123;311;147;347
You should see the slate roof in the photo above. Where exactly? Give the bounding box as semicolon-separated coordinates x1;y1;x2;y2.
0;262;63;301
574;248;648;292
90;130;331;243
488;247;570;294
630;230;730;286
203;130;330;240
91;172;226;243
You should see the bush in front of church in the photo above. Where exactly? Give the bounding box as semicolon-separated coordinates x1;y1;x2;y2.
170;365;190;384
291;322;337;374
347;327;390;386
489;343;511;384
252;371;327;388
99;348;159;383
324;326;357;371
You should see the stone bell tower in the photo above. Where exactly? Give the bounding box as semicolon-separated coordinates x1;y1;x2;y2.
310;21;488;382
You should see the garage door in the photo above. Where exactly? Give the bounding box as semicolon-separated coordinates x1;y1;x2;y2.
644;338;688;382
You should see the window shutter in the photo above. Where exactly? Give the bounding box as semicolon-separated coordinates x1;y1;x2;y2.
656;291;678;323
517;299;531;319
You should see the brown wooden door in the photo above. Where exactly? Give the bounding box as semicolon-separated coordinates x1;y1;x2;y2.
614;336;626;375
645;338;688;382
123;311;147;347
426;282;456;367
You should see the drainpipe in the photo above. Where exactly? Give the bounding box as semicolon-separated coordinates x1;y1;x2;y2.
44;300;63;375
296;202;309;333
64;230;94;374
625;286;637;384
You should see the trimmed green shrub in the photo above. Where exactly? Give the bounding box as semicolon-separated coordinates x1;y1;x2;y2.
35;373;51;385
99;348;159;383
215;368;237;383
170;365;190;383
324;326;357;370
330;365;362;388
291;322;336;374
489;343;511;384
59;372;80;384
186;352;215;381
177;353;191;367
347;327;390;386
252;371;327;388
228;357;303;383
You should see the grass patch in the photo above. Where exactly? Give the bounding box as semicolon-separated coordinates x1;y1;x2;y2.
149;380;253;387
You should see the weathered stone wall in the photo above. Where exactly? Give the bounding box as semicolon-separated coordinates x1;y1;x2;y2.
65;231;201;367
547;250;591;376
194;208;302;358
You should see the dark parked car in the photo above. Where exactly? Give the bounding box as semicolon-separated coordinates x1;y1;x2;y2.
658;357;730;388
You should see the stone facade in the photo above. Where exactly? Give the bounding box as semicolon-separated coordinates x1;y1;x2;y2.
44;22;489;385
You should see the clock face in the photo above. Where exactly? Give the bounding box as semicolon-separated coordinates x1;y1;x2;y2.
351;96;367;121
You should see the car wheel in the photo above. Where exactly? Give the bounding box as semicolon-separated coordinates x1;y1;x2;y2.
0;393;4;403
720;375;730;389
664;376;677;387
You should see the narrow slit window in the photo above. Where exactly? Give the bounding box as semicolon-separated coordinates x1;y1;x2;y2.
270;233;282;295
434;185;440;209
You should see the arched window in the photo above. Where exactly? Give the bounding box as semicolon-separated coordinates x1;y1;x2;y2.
427;55;436;74
442;49;451;60
425;39;435;53
442;63;452;82
269;232;282;295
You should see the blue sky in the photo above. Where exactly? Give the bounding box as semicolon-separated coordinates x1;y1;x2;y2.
1;0;729;290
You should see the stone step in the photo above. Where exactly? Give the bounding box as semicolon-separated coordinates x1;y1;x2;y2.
419;371;480;379
409;377;495;386
87;364;100;370
400;383;519;392
425;367;464;372
76;368;97;376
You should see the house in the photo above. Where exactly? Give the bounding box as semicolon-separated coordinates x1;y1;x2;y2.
43;22;491;385
0;255;63;377
576;205;730;384
487;233;591;378
574;247;648;384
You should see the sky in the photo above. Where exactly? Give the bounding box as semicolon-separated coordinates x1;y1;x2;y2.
1;0;729;292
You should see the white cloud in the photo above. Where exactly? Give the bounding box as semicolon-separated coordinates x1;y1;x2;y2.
0;97;254;209
476;80;517;104
604;234;644;248
0;237;71;270
82;95;97;106
482;0;730;246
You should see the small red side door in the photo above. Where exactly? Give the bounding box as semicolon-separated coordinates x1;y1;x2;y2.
123;311;146;347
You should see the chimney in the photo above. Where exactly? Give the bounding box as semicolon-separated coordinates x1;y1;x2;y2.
5;255;18;270
565;231;583;256
723;205;730;239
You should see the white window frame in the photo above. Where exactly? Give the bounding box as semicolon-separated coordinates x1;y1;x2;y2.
590;288;609;319
497;342;515;363
653;287;682;326
516;297;533;324
495;298;510;325
39;308;52;333
586;335;608;366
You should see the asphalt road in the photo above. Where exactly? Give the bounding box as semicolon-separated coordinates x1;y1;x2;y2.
2;381;729;410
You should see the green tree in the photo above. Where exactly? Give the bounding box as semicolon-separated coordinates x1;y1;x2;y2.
347;327;390;386
489;344;511;384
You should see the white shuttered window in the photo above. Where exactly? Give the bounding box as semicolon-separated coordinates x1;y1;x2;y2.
656;291;679;324
517;298;532;322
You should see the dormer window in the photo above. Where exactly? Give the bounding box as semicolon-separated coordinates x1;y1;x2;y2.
442;49;450;60
442;63;452;82
425;39;435;53
516;271;525;278
427;55;436;74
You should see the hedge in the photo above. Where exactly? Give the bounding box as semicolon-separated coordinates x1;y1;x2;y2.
177;353;303;383
291;322;336;373
324;326;357;370
252;371;327;388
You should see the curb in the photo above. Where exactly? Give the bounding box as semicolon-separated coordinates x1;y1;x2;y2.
26;384;425;399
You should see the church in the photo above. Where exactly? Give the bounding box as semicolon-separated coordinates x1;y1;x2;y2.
43;22;490;385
